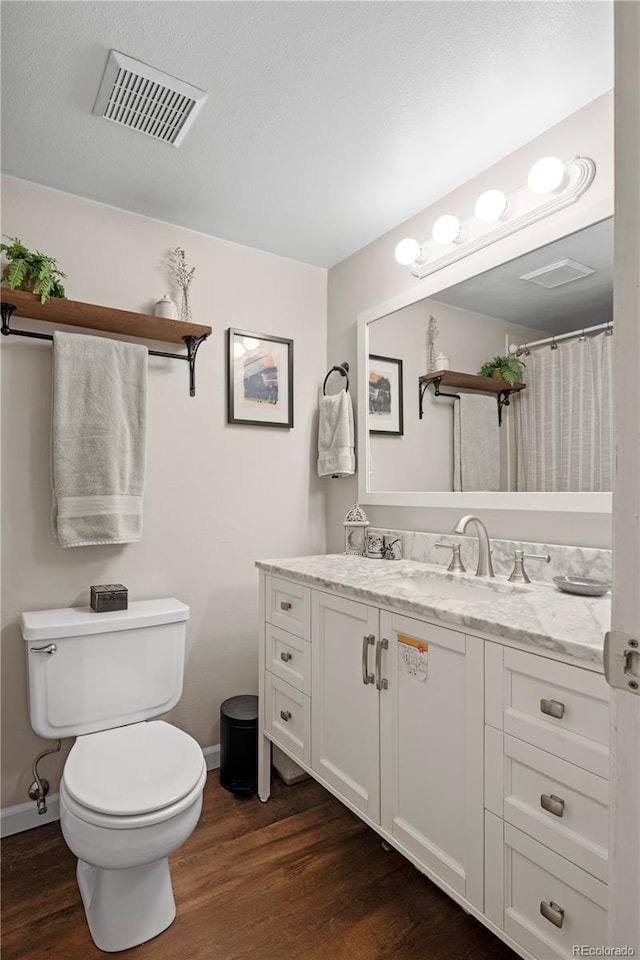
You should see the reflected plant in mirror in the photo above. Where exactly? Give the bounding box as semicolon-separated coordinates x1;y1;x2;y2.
477;354;525;386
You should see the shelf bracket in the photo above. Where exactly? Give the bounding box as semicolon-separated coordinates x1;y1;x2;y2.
182;335;208;398
1;300;209;397
419;376;460;419
497;390;514;427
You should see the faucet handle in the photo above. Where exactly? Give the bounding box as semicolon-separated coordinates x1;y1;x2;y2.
508;549;551;583
435;542;466;574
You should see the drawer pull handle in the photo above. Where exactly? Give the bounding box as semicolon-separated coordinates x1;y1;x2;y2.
541;793;565;818
540;698;565;719
540;900;565;928
280;652;293;663
280;601;292;611
362;634;375;685
280;710;292;722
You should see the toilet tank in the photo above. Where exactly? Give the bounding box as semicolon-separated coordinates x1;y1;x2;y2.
21;599;190;739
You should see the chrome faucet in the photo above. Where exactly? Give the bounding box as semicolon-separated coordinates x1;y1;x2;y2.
452;515;494;577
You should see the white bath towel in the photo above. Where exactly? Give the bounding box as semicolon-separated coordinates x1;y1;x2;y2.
453;393;500;491
318;390;355;478
51;331;148;547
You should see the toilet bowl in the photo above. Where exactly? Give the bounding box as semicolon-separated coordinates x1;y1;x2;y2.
59;720;206;952
21;598;205;952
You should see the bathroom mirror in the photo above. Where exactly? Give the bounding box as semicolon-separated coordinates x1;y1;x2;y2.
358;217;614;512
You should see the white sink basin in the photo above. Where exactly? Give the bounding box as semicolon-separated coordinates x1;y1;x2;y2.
374;574;529;604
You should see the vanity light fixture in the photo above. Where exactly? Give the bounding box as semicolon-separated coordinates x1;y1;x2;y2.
394;237;423;266
395;156;596;280
242;336;259;350
527;156;567;195
474;189;508;224
432;215;462;245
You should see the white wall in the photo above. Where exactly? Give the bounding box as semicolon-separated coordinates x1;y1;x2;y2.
0;176;327;809
326;92;614;549
369;298;546;491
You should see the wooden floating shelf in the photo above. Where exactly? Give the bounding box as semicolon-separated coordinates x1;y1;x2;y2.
418;369;525;394
0;288;212;344
418;370;525;426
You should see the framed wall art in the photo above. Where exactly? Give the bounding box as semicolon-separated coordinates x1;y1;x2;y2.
368;354;403;435
227;328;294;428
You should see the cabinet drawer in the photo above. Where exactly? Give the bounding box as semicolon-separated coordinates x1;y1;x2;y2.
503;823;608;960
266;576;311;640
485;727;609;882
486;645;610;778
264;673;310;765
265;624;311;695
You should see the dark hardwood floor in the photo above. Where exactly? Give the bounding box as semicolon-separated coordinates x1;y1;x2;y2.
1;773;518;960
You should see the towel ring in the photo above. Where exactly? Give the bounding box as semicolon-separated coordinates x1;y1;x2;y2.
323;362;349;395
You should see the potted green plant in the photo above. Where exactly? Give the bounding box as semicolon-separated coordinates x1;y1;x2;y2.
478;354;525;386
0;236;67;304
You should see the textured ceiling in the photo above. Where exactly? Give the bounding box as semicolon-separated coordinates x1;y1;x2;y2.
1;1;614;267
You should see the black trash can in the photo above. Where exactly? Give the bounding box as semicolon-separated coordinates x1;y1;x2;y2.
219;695;258;798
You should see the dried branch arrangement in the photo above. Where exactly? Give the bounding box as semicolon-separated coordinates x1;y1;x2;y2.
171;247;195;322
426;315;439;372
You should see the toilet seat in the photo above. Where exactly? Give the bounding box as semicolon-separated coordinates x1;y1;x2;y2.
63;720;206;822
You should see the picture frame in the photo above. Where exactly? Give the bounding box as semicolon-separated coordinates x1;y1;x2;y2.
368;354;404;435
227;328;294;428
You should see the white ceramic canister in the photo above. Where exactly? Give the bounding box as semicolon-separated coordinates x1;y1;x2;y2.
435;353;450;370
154;295;179;320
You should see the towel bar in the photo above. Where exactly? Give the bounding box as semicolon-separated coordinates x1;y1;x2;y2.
1;301;209;397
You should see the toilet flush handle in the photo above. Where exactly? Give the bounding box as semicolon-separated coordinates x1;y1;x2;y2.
30;643;57;655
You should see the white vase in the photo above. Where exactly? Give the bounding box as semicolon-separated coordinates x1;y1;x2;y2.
154;295;178;320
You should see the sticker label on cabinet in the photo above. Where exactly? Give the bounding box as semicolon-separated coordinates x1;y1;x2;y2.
398;634;429;680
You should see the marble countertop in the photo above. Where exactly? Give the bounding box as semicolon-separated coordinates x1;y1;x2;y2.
256;554;611;669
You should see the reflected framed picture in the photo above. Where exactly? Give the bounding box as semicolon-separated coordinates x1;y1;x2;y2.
369;354;403;435
227;328;294;428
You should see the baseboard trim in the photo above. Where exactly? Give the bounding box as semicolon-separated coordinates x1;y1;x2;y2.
203;744;221;772
1;742;221;838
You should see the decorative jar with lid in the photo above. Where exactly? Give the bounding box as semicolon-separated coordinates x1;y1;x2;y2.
154;294;178;320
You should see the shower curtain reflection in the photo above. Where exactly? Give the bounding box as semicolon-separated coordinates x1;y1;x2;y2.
515;331;613;492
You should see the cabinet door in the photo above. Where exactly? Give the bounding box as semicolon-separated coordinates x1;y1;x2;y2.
311;591;380;821
380;611;484;908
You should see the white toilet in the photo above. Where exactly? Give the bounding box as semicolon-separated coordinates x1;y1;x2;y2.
21;598;207;953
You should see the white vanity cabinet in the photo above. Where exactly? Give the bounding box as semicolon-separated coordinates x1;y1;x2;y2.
484;643;611;960
258;568;610;960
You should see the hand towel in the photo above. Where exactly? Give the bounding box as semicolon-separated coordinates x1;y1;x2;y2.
453;394;500;491
318;389;355;478
51;331;148;547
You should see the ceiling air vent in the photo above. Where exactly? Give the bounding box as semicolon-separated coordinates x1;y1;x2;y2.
93;51;207;147
520;258;596;289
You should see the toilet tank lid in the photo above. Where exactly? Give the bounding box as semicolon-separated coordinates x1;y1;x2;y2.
21;598;189;642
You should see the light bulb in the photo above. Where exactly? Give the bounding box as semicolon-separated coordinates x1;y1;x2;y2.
527;156;566;195
474;189;508;223
233;342;246;359
432;215;462;245
243;337;259;350
394;238;422;265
